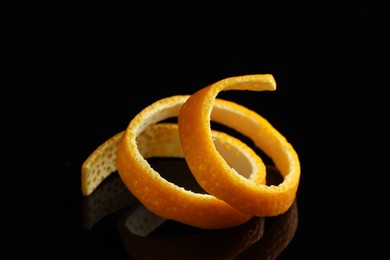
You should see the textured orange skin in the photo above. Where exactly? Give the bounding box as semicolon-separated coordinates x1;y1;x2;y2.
81;131;123;196
178;74;300;216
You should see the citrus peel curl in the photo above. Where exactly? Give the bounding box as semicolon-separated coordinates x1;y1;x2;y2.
81;74;300;229
178;74;300;216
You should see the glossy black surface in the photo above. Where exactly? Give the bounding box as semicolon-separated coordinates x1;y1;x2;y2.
81;162;297;259
26;2;386;258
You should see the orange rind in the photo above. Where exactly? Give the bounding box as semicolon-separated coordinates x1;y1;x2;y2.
82;74;300;229
81;131;123;196
178;74;300;216
116;95;268;229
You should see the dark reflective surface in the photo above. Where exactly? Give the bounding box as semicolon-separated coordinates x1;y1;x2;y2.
31;3;386;257
82;160;298;259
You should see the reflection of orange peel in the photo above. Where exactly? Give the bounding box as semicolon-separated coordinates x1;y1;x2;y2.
82;171;138;230
118;202;265;260
237;198;299;259
116;96;267;229
178;74;300;216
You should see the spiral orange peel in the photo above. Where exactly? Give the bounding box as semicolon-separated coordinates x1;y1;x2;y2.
178;74;300;216
81;74;300;229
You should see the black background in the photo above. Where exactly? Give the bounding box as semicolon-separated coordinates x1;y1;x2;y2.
18;1;387;258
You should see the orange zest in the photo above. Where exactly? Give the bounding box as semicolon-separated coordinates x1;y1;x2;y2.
178;74;300;216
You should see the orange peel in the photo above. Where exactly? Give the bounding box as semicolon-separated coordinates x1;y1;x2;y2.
116;95;268;229
81;131;123;196
178;74;300;216
82;73;300;229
